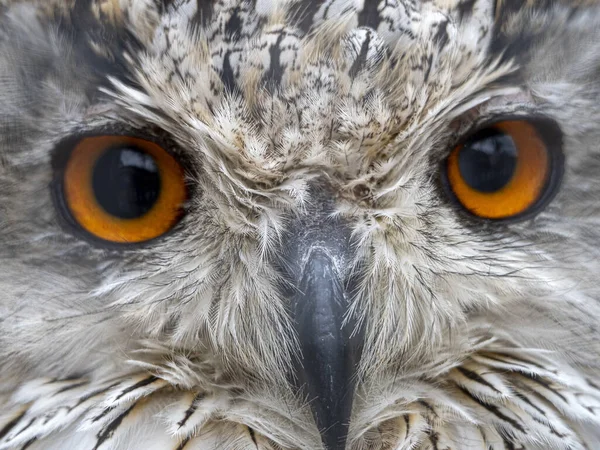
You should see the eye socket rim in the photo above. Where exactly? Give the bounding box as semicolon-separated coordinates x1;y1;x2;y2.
442;117;564;223
53;134;188;248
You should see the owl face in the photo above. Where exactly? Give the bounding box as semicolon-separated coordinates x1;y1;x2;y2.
1;1;600;449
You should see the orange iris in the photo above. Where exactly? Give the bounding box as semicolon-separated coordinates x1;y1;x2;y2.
446;121;551;219
63;136;187;243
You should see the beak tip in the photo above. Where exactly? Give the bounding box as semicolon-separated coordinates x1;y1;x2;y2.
320;423;350;450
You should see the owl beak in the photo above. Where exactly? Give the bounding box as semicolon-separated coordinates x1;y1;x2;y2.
289;246;363;450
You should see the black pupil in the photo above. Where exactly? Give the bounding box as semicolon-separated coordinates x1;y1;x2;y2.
458;129;518;193
92;147;161;219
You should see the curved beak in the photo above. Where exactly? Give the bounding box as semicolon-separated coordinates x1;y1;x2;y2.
291;248;363;450
281;193;364;450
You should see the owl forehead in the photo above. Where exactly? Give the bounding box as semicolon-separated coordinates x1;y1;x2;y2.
75;0;504;190
135;0;496;108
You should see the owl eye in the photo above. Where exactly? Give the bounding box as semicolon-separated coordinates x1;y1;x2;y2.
445;120;562;220
60;136;187;244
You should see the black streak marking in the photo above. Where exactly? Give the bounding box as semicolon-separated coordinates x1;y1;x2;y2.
248;426;258;446
428;431;441;450
195;0;215;27
263;32;286;88
503;438;526;450
20;438;37;450
587;378;600;391
514;392;546;417
457;367;502;394
93;403;137;450
6;418;35;441
348;31;372;79
53;381;89;395
114;376;158;401
72;382;122;411
287;0;327;33
518;372;568;404
220;51;238;93
531;415;567;438
225;7;242;40
0;410;27;441
422;53;433;83
177;393;206;429
403;415;410;435
358;0;382;29
457;0;478;21
418;400;438;417
433;19;450;48
44;375;84;384
457;386;525;433
92;406;116;424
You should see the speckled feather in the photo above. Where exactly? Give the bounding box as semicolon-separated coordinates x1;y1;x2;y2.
1;0;600;449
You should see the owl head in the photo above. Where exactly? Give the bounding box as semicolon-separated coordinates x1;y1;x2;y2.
1;1;600;449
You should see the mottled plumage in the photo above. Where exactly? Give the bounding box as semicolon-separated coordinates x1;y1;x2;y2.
1;0;600;449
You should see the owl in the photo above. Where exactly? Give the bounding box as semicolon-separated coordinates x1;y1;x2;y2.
1;0;600;449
